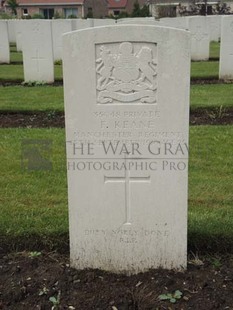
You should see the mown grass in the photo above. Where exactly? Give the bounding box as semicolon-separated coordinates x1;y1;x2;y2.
0;64;63;81
190;84;233;108
0;61;220;81
0;85;64;111
0;126;233;253
1;83;232;112
191;61;219;79
188;125;233;252
10;43;18;53
209;41;220;59
0;128;68;252
10;51;23;63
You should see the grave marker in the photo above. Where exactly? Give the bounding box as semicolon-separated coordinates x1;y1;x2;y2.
7;20;16;44
63;25;190;274
188;16;209;61
206;15;221;42
15;20;24;52
219;16;233;79
159;17;189;30
51;20;73;61
21;20;54;83
0;20;10;64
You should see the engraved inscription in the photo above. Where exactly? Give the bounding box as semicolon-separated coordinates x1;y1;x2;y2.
84;227;170;244
96;42;157;104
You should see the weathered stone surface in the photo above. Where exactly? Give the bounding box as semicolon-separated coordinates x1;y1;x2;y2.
92;18;116;27
0;20;10;64
188;16;209;61
7;19;16;43
63;25;190;274
15;20;25;52
219;16;233;80
206;15;221;42
51;19;73;61
71;18;93;30
21;20;54;83
159;17;189;30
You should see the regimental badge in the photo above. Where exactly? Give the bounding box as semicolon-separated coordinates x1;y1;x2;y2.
96;42;157;104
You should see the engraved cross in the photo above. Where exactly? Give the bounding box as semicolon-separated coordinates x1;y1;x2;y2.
31;49;46;73
104;153;151;225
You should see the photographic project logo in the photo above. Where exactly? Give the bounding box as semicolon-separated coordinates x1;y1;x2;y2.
21;139;52;171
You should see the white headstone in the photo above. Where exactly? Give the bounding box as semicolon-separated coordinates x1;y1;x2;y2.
51;19;73;61
21;20;54;83
0;20;10;64
63;25;190;274
206;15;221;42
159;17;189;30
188;16;210;61
92;18;116;27
7;19;17;43
219;16;233;80
117;18;159;26
118;17;156;23
15;20;24;52
72;19;93;31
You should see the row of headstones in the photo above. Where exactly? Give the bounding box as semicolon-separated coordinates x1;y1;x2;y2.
0;16;232;81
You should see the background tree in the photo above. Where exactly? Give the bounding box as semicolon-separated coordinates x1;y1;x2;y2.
7;0;18;16
131;1;141;17
131;1;150;17
140;4;150;17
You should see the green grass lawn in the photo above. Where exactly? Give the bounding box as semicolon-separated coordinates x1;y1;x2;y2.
0;61;219;81
10;43;18;53
1;83;232;112
190;84;233;108
188;125;233;252
0;126;232;253
10;51;23;63
0;85;64;111
209;41;220;59
0;128;68;251
0;64;24;81
191;61;219;79
0;64;63;81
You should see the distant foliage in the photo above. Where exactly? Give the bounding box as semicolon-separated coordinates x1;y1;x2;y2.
118;11;129;18
54;11;64;19
67;14;77;18
131;1;141;17
212;2;231;14
131;1;150;17
178;1;232;16
140;4;150;17
86;10;93;18
22;14;31;19
0;12;13;19
157;5;176;18
7;0;18;16
108;11;129;19
31;13;44;19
